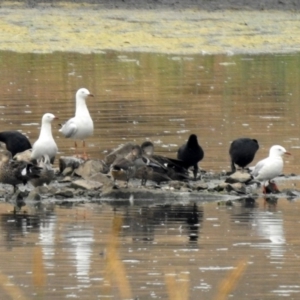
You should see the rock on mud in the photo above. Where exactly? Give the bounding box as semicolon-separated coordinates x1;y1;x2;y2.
225;171;252;184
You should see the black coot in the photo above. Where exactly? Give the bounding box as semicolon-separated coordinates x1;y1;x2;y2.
229;138;259;172
0;131;31;157
177;134;204;180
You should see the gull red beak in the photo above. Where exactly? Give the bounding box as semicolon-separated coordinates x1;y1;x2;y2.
88;94;94;97
285;152;291;155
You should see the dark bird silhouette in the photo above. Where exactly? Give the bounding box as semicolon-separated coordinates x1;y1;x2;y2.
0;131;31;157
187;203;202;242
229;138;259;173
177;134;204;180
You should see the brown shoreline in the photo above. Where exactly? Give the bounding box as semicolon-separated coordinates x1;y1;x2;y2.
0;2;300;55
12;0;300;11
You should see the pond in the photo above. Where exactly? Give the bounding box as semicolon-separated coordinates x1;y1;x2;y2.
1;198;300;299
0;50;300;299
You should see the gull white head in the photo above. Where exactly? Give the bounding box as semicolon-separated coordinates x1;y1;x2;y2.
76;88;94;102
42;113;57;124
269;145;291;157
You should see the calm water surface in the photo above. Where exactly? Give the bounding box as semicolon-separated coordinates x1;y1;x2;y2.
0;50;300;299
0;199;300;299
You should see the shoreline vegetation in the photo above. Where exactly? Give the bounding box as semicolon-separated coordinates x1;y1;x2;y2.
8;0;300;11
0;1;299;55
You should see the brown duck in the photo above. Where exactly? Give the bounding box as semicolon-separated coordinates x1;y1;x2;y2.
110;145;143;185
30;154;55;187
141;141;189;181
0;151;41;192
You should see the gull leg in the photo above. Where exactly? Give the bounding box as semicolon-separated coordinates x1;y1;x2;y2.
262;181;267;194
269;181;280;193
231;160;236;173
263;182;267;207
193;164;199;180
82;140;88;160
74;141;78;157
263;180;280;194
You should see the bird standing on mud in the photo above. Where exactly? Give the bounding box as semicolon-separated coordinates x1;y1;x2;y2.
251;145;290;193
110;145;144;186
30;154;55;187
31;113;58;164
141;141;189;181
59;88;94;159
229;138;259;173
177;134;204;180
0;131;31;157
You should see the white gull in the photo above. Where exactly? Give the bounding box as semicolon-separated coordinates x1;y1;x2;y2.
251;145;290;193
59;88;94;159
31;113;58;164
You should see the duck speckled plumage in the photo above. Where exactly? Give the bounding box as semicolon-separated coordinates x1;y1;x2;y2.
104;142;137;166
30;155;55;187
110;145;143;185
0;151;41;190
141;141;189;182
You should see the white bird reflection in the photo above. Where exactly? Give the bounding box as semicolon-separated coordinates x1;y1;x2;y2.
38;215;57;269
64;226;94;285
251;209;286;260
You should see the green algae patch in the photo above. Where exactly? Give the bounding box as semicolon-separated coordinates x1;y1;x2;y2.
0;2;299;54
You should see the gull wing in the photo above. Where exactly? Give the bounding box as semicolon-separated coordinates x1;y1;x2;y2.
251;158;267;178
59;118;78;138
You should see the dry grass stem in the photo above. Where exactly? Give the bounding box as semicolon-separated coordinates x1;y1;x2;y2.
0;269;29;300
33;246;46;288
104;215;132;299
165;272;189;300
214;258;248;300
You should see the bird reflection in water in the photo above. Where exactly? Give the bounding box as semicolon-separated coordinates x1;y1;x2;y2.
122;203;203;243
186;203;202;242
263;196;278;211
1;203;55;250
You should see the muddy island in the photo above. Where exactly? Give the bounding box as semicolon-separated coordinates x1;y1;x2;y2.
3;150;298;209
